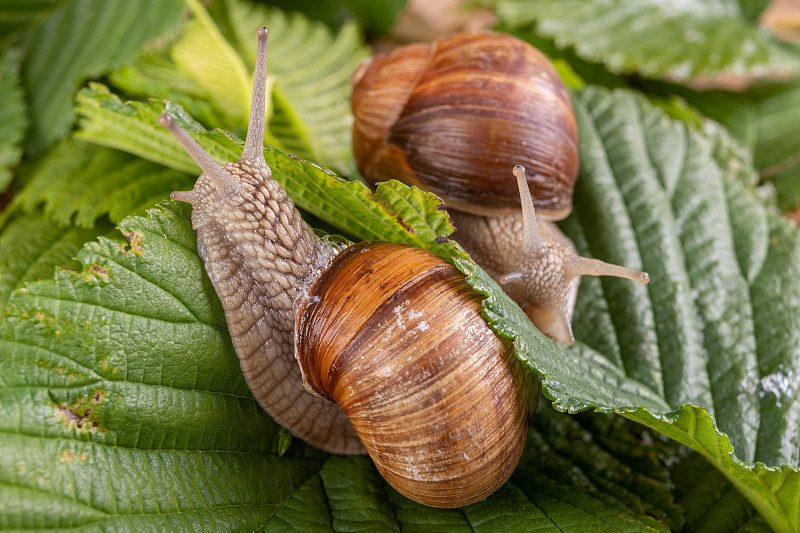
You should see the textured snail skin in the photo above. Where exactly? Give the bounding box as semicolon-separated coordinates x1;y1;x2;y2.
294;242;533;508
164;28;363;455
352;31;579;219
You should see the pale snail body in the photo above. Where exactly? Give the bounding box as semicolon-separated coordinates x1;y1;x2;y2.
450;208;581;342
351;32;649;344
162;28;532;509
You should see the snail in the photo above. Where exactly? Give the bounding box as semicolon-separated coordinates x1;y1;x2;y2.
351;31;650;344
162;27;534;509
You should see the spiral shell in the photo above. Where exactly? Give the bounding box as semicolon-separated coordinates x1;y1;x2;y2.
294;242;533;508
352;31;579;219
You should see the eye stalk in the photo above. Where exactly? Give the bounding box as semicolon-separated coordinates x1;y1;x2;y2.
498;165;649;345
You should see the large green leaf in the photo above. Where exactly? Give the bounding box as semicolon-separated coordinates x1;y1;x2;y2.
485;0;800;83
0;200;672;531
563;86;800;531
74;87;453;245
71;83;800;529
20;0;184;154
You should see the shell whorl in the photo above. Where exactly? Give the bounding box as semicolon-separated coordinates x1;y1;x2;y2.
294;242;533;508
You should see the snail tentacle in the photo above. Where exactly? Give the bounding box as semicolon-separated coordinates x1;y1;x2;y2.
242;27;269;165
161;113;242;203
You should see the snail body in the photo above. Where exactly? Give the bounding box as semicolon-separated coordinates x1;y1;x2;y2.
351;32;649;344
162;28;533;509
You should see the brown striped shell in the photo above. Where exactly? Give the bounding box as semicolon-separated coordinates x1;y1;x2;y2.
294;242;534;508
351;31;579;219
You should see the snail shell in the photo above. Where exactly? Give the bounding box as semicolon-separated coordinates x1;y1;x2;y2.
294;241;532;508
352;30;579;219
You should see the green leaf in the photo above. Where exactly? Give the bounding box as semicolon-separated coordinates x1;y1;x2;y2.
562;86;800;532
0;47;27;192
486;0;800;83
75;83;243;173
20;0;184;154
75;88;455;246
0;214;106;312
0;202;667;531
8;138;194;228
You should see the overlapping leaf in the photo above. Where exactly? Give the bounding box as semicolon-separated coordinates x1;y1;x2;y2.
75;89;453;246
6;138;194;229
485;0;800;83
106;0;367;177
19;0;184;154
